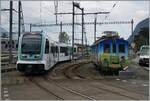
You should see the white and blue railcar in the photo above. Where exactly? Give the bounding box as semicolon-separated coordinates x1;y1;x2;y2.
17;31;72;73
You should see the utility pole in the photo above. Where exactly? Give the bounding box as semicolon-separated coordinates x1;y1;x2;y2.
54;0;58;24
0;0;1;68
0;0;1;26
55;11;110;45
72;2;83;60
81;8;84;58
72;2;75;60
18;1;21;42
94;14;97;42
9;1;13;64
30;24;32;32
60;21;62;34
131;19;134;41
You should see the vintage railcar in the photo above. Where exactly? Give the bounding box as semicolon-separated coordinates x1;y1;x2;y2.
91;31;129;73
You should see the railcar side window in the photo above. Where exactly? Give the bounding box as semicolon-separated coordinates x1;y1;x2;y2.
60;47;68;56
16;43;18;48
5;44;8;48
104;44;110;53
45;39;49;53
119;44;125;53
1;41;6;44
51;46;57;53
74;48;77;53
55;46;58;53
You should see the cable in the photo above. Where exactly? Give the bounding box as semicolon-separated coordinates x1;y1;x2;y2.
102;1;119;22
54;0;58;24
40;1;42;24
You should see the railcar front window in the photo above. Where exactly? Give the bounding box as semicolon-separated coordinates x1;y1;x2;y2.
104;44;110;53
113;43;116;53
21;34;42;54
119;44;125;53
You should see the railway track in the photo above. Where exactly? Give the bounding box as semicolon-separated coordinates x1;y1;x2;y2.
25;61;95;100
49;60;91;79
1;54;18;73
100;80;148;95
46;75;147;100
28;76;64;100
63;62;85;79
91;84;139;100
48;61;147;100
2;61;148;100
63;61;91;79
27;75;95;100
1;62;16;73
43;76;95;100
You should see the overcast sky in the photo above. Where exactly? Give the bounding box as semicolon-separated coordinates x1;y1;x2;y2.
1;1;149;45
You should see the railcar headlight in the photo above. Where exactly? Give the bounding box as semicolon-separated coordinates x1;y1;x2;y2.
22;54;27;58
34;55;40;58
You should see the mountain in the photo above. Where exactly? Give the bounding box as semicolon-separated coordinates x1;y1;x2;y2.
127;18;149;43
0;27;9;38
0;27;8;33
0;27;18;39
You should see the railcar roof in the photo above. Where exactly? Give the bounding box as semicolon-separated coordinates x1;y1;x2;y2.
59;43;72;47
23;31;43;35
91;36;127;47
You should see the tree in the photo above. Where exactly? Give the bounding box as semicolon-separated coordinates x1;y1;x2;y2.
134;27;149;50
59;32;69;43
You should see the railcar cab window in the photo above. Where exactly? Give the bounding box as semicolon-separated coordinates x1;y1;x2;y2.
45;39;49;53
104;43;110;53
21;34;42;54
119;44;125;53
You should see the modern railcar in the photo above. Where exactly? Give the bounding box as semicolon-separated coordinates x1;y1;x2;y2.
91;31;129;73
17;31;72;73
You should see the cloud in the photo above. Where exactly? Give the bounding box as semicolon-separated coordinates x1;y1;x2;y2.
134;10;149;19
1;1;149;45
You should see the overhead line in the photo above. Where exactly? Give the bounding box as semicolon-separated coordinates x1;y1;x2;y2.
30;21;132;27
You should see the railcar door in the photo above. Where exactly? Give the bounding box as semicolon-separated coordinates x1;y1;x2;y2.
53;45;59;64
50;45;55;66
45;39;50;70
116;40;128;68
